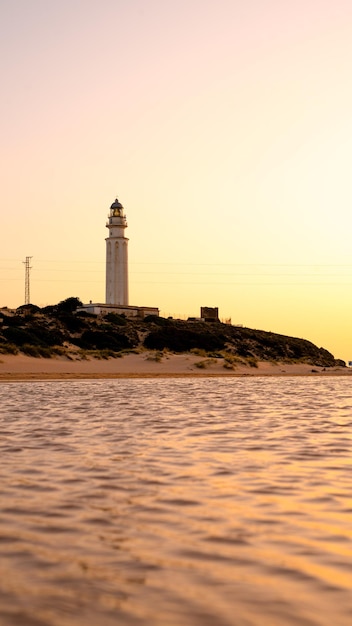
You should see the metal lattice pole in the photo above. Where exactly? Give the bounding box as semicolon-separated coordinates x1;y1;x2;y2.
23;256;33;305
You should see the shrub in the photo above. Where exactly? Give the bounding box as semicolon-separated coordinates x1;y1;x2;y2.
41;305;58;315
236;345;252;358
3;324;64;347
144;328;226;352
75;330;135;351
3;327;42;346
57;297;83;313
104;312;127;326
2;315;25;327
58;314;88;332
27;325;64;346
76;310;97;319
16;304;41;314
143;315;169;326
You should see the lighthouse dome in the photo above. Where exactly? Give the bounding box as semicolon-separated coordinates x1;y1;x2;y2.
110;198;123;210
110;198;124;217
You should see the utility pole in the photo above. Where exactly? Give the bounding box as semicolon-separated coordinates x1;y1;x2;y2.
23;256;33;305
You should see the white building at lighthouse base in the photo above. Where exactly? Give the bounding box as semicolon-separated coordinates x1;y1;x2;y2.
78;302;159;319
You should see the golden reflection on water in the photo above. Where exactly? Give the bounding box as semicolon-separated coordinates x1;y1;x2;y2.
0;377;352;626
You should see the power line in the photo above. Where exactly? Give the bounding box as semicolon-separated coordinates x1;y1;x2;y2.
2;257;352;268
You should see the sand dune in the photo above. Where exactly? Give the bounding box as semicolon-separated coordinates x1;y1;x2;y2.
0;352;350;381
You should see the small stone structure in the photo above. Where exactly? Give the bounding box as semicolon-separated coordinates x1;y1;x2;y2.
200;307;219;322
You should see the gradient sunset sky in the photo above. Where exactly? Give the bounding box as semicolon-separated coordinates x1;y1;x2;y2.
1;0;352;361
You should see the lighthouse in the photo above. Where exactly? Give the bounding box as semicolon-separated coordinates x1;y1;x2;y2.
105;198;129;305
78;196;158;318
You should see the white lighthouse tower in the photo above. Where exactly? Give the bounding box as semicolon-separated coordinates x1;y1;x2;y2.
105;198;129;305
78;196;158;318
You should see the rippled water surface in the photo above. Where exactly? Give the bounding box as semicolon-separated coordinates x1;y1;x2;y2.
0;377;352;626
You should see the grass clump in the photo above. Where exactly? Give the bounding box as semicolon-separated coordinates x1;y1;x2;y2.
21;344;53;358
145;351;163;362
190;348;207;357
194;358;217;369
81;349;123;360
222;352;258;369
121;348;140;355
89;349;111;360
222;353;243;367
51;346;67;356
0;342;19;355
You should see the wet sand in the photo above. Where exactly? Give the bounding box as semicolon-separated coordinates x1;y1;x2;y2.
0;352;350;381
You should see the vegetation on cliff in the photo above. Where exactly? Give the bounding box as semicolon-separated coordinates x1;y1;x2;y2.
0;298;344;367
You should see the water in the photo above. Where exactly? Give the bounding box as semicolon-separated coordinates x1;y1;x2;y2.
0;377;351;626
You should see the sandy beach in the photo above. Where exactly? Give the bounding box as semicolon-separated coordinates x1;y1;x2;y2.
0;352;350;381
